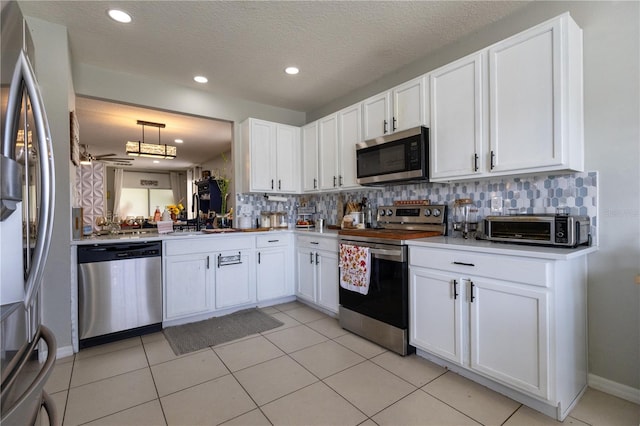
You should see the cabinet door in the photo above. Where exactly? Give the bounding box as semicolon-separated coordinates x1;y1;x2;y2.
164;254;212;320
489;19;562;173
469;278;549;398
409;268;464;365
214;250;254;309
249;119;276;192
295;247;316;302
318;114;339;190
392;76;426;132
275;124;299;193
257;248;290;301
316;249;339;313
302;121;319;192
430;53;485;180
337;104;361;190
362;92;391;140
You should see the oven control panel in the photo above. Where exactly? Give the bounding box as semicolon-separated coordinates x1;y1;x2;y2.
377;205;447;225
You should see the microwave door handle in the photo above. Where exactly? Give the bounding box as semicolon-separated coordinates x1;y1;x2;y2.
369;248;404;262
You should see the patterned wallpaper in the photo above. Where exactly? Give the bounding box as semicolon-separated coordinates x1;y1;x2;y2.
75;163;105;231
236;171;598;243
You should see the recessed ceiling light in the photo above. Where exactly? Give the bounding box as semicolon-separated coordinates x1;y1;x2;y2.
174;139;183;144
194;76;208;83
153;160;160;164
107;9;132;23
285;67;299;75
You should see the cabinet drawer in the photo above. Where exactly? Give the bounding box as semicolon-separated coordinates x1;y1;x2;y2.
410;247;551;287
296;235;337;252
165;236;254;256
256;234;290;248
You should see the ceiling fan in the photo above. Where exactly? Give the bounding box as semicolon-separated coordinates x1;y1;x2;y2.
80;144;134;166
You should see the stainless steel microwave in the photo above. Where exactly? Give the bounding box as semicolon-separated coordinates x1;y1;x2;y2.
484;214;590;247
356;126;429;185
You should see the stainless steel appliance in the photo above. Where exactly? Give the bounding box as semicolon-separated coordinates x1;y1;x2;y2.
484;214;590;247
338;203;447;355
1;3;58;424
78;242;162;347
356;126;429;186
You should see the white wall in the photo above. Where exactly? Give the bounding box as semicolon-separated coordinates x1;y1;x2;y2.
309;1;640;394
25;16;75;354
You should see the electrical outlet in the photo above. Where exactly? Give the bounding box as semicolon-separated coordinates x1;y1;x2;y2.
491;196;503;214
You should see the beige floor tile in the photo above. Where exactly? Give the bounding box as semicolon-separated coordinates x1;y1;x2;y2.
504;405;589;425
570;388;640;426
372;389;481;425
83;400;166;425
64;368;157;426
423;371;520;425
263;324;327;353
261;311;302;333
333;333;387;359
44;360;73;394
214;335;284;372
70;345;149;387
76;337;142;360
357;420;378;426
371;351;447;387
324;360;416;416
306;316;350;339
290;340;365;379
221;408;272;425
141;331;167;344
46;390;67;426
273;301;306;312
161;374;256;425
262;381;367;426
54;353;75;364
260;306;280;315
233;355;318;405
283;305;327;323
151;349;229;396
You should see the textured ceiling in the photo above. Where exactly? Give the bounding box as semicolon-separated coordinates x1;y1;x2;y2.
17;1;530;170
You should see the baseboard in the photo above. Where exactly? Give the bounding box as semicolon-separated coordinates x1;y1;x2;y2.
57;345;74;360
588;373;640;404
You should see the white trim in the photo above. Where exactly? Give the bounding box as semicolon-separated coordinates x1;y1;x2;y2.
588;373;640;404
56;345;75;360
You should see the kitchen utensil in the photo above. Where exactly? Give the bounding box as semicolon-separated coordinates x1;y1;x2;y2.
315;218;325;232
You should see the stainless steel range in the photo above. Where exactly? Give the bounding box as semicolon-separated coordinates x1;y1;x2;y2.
338;203;447;355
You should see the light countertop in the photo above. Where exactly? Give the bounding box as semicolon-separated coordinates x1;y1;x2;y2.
408;236;597;260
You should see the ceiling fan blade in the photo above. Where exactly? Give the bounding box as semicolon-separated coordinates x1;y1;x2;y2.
97;157;134;162
94;153;118;159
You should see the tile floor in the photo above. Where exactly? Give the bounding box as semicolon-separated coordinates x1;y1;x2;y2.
44;301;639;425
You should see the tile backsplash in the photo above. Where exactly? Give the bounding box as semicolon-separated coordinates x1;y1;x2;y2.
236;171;598;243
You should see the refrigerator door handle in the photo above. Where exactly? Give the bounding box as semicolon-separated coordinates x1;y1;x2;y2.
3;51;55;309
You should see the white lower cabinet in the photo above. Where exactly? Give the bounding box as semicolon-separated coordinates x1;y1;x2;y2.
164;253;213;320
214;249;254;309
295;234;339;313
256;234;294;302
409;244;587;420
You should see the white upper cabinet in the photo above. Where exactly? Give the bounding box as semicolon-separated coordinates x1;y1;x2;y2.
430;53;486;180
304;103;362;193
241;118;301;194
362;76;427;140
301;121;319;192
337;103;362;190
429;13;583;182
318;114;339;190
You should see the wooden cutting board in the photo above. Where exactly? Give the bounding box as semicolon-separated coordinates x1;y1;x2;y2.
239;227;271;232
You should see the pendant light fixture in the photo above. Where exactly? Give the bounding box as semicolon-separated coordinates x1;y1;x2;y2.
125;120;176;159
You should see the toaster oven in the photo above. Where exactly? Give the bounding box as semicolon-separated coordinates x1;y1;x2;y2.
484;214;590;247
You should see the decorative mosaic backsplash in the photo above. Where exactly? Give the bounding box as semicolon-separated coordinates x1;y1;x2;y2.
75;162;105;232
236;171;598;243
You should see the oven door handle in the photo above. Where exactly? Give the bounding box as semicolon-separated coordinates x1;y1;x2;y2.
369;248;404;262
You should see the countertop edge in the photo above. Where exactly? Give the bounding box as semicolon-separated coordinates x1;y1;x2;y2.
70;228;340;245
407;236;598;260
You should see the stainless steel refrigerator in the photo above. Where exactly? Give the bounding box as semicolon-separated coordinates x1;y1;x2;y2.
1;2;58;424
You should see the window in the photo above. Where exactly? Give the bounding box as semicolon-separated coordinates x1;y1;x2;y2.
118;188;174;218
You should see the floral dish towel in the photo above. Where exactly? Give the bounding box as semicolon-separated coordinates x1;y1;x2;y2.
339;243;371;295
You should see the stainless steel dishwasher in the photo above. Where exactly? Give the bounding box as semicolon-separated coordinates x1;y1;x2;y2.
78;242;162;347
